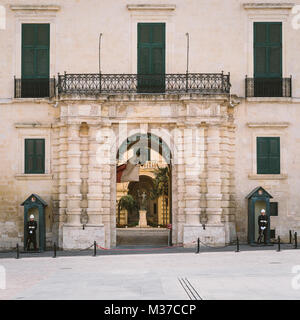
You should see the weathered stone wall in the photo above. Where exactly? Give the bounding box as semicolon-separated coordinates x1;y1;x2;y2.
235;99;300;242
0;101;58;249
0;0;300;248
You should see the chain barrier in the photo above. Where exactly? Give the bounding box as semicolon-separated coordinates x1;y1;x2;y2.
79;243;95;251
96;244;184;252
198;240;236;250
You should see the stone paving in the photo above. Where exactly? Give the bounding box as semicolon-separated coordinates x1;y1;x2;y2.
0;245;300;300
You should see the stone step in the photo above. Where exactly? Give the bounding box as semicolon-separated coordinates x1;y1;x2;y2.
116;228;169;245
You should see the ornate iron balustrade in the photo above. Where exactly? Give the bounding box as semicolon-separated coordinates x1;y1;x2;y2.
14;78;56;98
245;76;292;98
57;73;231;95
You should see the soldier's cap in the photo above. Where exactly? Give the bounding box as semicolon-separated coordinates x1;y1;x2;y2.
29;214;35;219
261;209;266;213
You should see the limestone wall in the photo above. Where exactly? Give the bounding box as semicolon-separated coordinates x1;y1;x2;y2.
234;98;300;242
0;101;58;248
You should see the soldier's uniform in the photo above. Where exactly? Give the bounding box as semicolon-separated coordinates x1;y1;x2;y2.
26;218;38;251
257;212;268;244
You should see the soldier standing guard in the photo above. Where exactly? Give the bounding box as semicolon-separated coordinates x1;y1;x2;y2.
257;209;268;244
26;214;38;251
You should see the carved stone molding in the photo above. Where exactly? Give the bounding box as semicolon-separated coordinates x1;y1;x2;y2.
10;5;61;12
247;122;289;128
127;4;176;11
243;3;294;10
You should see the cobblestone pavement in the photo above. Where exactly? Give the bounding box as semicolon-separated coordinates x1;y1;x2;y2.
0;245;299;300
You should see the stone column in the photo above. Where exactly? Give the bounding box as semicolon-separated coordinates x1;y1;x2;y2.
182;125;207;246
99;125;115;247
58;124;68;246
80;123;89;221
87;124;102;225
206;123;223;224
221;124;236;243
184;126;202;225
174;125;185;243
66;123;82;225
51;124;60;244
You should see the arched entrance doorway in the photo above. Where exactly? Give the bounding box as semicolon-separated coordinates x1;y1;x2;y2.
116;133;172;246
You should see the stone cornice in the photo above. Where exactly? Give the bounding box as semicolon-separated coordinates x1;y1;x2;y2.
248;173;288;180
15;174;53;180
14;123;52;128
243;3;295;9
247;122;289;128
127;4;176;11
10;5;61;12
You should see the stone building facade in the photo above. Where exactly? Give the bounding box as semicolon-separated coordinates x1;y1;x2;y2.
0;0;300;249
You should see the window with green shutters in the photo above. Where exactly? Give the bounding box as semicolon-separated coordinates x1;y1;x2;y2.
25;139;45;174
137;23;165;93
22;24;50;79
257;137;280;174
270;202;278;216
254;22;282;78
21;24;50;98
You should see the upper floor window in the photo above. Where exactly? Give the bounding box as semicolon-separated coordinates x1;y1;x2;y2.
254;22;282;79
252;22;285;97
19;24;50;98
257;137;280;174
25;139;45;174
137;23;165;93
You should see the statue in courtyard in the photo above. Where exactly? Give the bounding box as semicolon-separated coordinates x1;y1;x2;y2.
137;190;148;211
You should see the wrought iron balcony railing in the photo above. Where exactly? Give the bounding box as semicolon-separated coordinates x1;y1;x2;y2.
57;72;231;96
14;78;56;98
245;76;292;98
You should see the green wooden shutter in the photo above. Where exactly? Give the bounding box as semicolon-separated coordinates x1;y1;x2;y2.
25;139;45;174
270;202;278;216
22;24;50;79
137;23;165;92
269;137;280;174
254;22;282;78
25;139;35;173
257;137;280;174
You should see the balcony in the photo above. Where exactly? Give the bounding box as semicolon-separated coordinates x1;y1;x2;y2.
14;78;56;99
57;72;231;96
245;76;292;98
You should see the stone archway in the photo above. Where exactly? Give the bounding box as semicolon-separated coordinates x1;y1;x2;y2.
114;132;174;246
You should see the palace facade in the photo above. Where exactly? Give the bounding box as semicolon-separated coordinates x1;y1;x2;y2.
0;0;300;249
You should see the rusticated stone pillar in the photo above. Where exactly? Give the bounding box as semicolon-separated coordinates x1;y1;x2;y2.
51;124;60;244
184;125;202;225
87;124;102;225
174;125;185;243
80;123;89;221
206;123;223;224
66;123;82;225
58;124;68;243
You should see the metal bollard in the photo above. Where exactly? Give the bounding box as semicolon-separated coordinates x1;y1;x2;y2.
53;243;57;258
16;243;20;259
235;237;240;252
295;232;298;249
277;236;281;252
289;230;292;244
196;238;200;254
93;241;97;256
